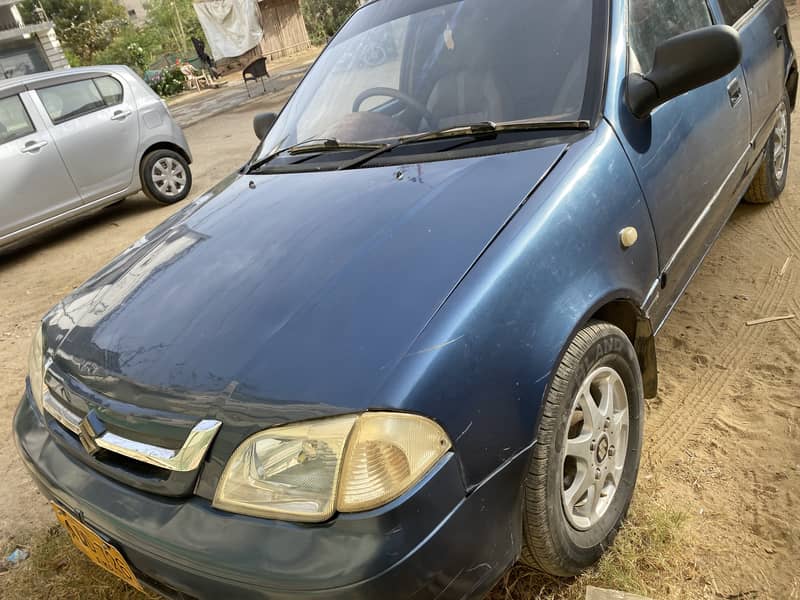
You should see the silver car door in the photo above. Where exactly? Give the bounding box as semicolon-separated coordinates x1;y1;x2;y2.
0;91;81;243
30;74;140;202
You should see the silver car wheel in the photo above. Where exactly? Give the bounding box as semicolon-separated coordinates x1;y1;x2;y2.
560;366;629;531
773;103;789;182
152;157;187;198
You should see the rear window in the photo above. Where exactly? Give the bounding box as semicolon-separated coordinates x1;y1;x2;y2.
0;95;35;145
718;0;758;25
94;76;124;106
38;79;106;125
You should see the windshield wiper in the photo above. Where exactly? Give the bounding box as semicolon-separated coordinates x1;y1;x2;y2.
248;120;590;173
287;138;388;155
337;119;591;170
403;119;590;143
247;138;388;173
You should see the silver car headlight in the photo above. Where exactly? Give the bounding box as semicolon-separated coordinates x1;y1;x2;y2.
213;412;451;522
27;323;45;415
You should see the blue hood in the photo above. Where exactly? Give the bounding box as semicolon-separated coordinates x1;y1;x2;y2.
47;146;564;422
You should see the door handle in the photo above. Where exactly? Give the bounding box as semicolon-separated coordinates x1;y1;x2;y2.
20;140;48;153
727;78;743;108
111;109;132;121
775;26;785;47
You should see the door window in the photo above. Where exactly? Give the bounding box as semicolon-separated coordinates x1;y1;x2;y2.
94;76;124;106
718;0;757;25
629;0;713;73
38;79;107;125
0;95;35;145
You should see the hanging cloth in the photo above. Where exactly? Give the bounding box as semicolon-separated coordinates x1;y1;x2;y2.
193;0;263;59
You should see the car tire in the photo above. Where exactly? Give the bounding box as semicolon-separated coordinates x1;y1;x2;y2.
744;93;791;204
140;149;192;205
520;321;644;577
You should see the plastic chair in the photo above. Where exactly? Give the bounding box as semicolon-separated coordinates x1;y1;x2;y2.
180;64;211;91
243;57;270;97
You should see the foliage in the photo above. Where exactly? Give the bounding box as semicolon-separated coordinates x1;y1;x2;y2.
95;26;161;73
301;0;359;44
145;0;205;56
147;65;186;98
20;0;205;71
19;0;124;26
19;0;126;65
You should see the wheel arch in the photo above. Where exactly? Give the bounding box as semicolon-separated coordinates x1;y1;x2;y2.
590;299;657;399
140;141;193;170
786;59;798;112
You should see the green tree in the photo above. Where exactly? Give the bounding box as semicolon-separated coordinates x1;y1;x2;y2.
94;25;161;73
19;0;126;64
144;0;205;56
301;0;359;44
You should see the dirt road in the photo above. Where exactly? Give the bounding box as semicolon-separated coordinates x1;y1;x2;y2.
1;81;799;600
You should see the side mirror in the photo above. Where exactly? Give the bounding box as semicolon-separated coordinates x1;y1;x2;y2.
253;112;277;140
627;25;742;119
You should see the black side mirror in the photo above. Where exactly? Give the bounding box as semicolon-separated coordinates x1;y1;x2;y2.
253;112;277;140
627;25;742;119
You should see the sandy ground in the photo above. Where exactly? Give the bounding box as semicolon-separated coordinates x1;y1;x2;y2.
2;65;800;600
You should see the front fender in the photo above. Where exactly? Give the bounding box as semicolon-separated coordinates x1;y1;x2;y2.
377;122;659;488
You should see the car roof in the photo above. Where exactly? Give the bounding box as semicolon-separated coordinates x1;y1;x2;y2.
0;66;133;98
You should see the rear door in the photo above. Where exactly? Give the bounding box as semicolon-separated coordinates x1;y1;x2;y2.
618;0;752;328
0;91;81;241
30;74;140;203
716;0;787;151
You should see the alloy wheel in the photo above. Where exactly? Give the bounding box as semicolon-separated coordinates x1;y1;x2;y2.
560;367;630;531
773;103;789;183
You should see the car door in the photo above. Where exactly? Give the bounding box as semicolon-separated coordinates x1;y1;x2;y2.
614;0;752;328
0;90;81;242
29;74;140;203
715;0;788;154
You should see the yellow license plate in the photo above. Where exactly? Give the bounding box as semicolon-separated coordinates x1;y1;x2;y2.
52;503;143;592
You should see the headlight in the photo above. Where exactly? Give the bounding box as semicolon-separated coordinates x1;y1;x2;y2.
213;412;451;522
214;415;357;521
27;323;45;415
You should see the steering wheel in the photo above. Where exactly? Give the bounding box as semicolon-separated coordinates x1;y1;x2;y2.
352;87;438;130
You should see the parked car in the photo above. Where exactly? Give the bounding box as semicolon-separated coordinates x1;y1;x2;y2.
14;0;795;598
0;66;193;251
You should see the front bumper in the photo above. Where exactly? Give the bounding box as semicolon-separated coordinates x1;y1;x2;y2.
14;393;531;599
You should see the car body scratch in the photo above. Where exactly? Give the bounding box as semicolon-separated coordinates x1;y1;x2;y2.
455;421;473;443
407;335;465;357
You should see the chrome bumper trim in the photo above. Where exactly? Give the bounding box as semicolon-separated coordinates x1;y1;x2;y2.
44;390;82;435
43;390;221;472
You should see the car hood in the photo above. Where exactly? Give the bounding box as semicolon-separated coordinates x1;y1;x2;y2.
46;146;565;429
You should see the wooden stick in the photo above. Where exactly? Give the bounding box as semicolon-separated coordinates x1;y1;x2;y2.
780;256;792;276
746;314;796;327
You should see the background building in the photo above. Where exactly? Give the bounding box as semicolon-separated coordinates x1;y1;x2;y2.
0;0;68;80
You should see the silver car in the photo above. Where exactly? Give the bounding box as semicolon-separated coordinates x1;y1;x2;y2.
0;66;193;250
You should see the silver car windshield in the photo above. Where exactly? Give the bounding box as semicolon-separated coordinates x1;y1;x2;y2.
257;0;601;160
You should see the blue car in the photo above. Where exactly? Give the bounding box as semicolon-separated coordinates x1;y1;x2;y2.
13;0;796;598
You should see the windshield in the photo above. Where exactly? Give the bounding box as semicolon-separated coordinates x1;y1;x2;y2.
257;0;605;162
